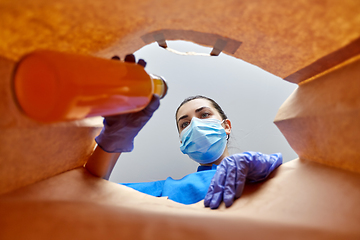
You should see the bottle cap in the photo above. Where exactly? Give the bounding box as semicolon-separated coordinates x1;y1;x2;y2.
149;73;168;99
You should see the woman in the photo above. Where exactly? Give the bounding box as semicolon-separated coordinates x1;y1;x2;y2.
85;56;282;209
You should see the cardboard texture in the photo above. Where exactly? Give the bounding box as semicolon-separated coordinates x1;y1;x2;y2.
0;0;360;239
0;0;360;82
1;160;360;239
275;55;360;173
0;56;102;195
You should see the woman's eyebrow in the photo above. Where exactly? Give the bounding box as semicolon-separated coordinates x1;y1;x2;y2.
177;106;211;123
195;106;210;113
177;115;188;124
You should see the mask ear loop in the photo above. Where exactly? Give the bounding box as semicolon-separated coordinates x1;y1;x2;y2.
221;119;230;141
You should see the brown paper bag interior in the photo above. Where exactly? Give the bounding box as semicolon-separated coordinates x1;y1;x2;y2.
1;0;360;239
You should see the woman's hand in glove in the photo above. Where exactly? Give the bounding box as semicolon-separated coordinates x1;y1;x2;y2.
95;54;160;153
204;152;283;209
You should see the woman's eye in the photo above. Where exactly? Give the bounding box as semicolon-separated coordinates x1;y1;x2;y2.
201;112;210;118
181;122;189;129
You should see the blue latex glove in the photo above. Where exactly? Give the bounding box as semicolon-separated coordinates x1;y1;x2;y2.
95;94;160;153
204;151;282;209
95;54;160;153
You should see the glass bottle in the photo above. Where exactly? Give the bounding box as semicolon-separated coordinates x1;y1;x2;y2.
13;50;168;123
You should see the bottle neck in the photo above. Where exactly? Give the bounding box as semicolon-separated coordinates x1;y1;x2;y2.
150;74;168;99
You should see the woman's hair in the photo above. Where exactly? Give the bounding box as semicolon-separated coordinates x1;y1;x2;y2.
175;95;228;131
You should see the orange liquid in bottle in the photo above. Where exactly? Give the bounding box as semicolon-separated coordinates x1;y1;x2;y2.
13;50;167;123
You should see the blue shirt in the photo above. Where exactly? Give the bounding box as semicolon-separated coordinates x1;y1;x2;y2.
121;164;217;205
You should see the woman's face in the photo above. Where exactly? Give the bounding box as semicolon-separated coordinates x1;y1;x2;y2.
176;98;225;134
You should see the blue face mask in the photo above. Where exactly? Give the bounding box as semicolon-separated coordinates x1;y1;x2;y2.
179;117;227;164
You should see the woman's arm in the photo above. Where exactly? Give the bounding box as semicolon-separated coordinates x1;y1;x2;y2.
84;94;159;180
85;146;121;180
